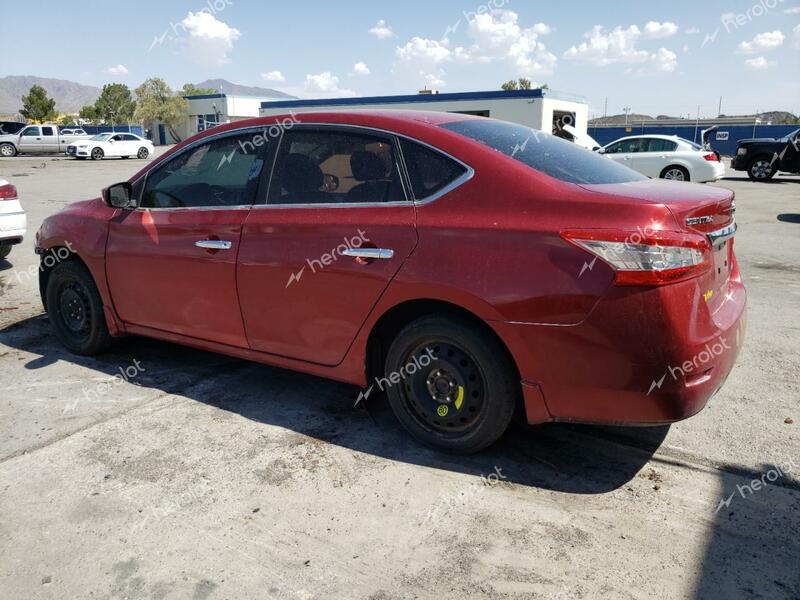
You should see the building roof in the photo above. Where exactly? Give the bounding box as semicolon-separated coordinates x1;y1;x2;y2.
259;89;586;109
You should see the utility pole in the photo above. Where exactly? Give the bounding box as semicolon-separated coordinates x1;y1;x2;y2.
718;96;723;117
604;97;608;118
623;106;631;125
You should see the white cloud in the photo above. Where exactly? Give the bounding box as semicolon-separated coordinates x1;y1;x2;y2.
106;64;128;75
351;62;371;76
642;21;679;39
793;24;800;48
179;11;241;65
563;24;678;73
784;6;800;14
736;30;785;54
393;9;556;85
369;19;395;39
454;10;557;74
261;70;285;82
744;56;776;69
303;72;356;97
684;26;701;35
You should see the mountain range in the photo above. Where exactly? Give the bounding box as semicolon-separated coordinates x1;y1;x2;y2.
0;77;294;115
590;111;798;125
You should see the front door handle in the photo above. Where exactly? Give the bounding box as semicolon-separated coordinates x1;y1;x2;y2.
195;240;232;250
342;248;394;260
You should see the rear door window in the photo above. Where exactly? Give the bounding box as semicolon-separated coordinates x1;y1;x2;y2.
645;139;678;152
41;126;55;136
400;138;467;200
441;119;645;184
268;128;407;205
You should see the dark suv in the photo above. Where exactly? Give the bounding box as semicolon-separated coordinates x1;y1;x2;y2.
731;127;800;181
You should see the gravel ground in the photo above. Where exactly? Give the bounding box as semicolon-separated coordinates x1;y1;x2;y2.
0;152;798;600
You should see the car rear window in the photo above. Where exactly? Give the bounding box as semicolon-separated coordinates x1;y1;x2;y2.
440;119;646;184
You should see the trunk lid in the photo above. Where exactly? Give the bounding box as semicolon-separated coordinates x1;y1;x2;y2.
579;180;736;312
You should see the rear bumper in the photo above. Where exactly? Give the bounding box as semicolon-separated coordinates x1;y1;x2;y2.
731;155;748;171
0;200;26;243
696;160;726;182
494;271;747;425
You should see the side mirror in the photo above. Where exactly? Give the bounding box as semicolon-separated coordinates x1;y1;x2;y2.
597;148;606;154
102;182;135;209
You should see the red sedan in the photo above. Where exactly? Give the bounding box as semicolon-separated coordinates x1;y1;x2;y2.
35;111;746;453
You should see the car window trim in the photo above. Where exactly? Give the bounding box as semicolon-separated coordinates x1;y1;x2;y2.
134;126;272;212
256;123;474;209
260;123;411;208
131;122;474;210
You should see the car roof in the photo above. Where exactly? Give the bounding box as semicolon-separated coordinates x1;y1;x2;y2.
610;134;682;142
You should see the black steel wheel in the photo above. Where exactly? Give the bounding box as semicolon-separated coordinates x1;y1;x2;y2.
46;261;111;355
384;314;518;453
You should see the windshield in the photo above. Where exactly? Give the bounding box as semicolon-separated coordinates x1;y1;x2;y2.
90;134;111;141
441;119;646;184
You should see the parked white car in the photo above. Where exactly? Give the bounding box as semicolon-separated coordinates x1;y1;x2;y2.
0;179;26;260
599;132;724;182
61;128;87;136
66;133;154;160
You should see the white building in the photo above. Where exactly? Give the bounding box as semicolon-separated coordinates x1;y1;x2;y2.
258;89;589;136
150;92;289;145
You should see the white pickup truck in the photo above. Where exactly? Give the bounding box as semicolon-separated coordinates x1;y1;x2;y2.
0;125;91;157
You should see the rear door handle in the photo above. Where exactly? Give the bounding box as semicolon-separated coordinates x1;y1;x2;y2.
195;240;232;250
342;248;394;260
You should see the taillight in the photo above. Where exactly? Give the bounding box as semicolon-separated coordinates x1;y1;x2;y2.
703;153;720;162
562;229;712;286
0;183;17;200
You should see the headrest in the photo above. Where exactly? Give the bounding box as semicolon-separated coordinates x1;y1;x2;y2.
350;151;387;182
284;154;323;192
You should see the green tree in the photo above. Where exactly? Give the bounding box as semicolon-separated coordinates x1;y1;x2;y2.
94;83;136;125
20;85;57;122
501;79;548;91
134;78;189;142
180;83;218;96
78;105;100;124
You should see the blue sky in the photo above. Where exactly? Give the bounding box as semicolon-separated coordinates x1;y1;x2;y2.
1;0;799;117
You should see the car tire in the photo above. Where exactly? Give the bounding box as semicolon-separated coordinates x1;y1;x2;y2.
0;143;17;157
384;314;519;454
137;147;149;159
0;243;11;260
46;260;112;355
91;147;104;160
660;165;690;181
747;156;776;181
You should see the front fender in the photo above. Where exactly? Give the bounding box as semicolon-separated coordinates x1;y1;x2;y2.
37;198;124;335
